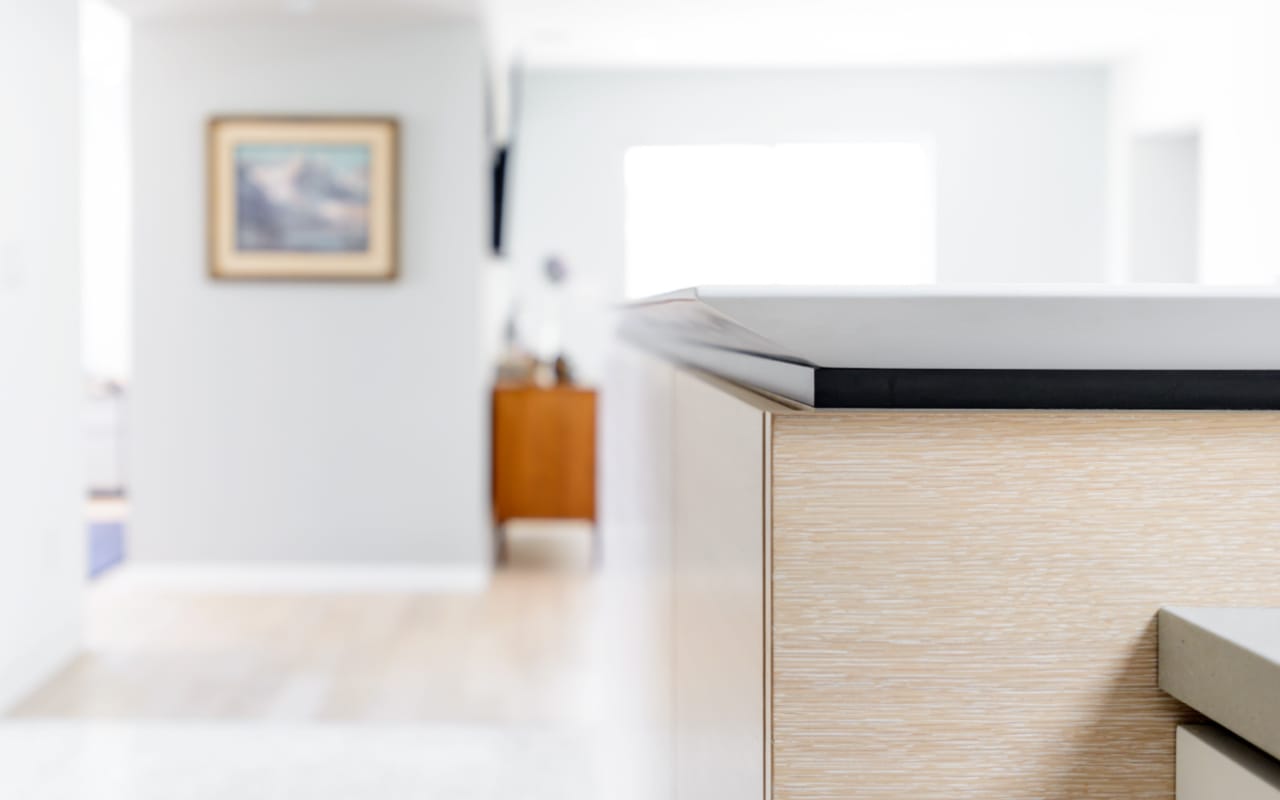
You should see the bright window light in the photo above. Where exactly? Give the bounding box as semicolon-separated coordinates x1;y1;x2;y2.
623;143;936;298
81;0;132;381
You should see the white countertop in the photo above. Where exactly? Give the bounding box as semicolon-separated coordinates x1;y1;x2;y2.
625;285;1280;371
1160;607;1280;761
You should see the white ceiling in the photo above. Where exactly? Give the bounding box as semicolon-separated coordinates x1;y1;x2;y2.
106;0;476;20
104;0;1229;68
489;0;1216;68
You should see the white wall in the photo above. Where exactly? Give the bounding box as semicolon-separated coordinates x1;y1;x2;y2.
1129;132;1199;282
1115;0;1280;284
0;0;83;709
130;19;490;568
508;67;1110;382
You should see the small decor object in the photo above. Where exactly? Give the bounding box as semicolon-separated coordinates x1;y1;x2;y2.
495;314;537;384
207;116;398;280
553;355;574;385
534;254;572;376
532;360;557;389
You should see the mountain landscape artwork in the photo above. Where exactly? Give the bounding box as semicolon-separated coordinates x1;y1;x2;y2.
208;116;398;280
235;142;372;253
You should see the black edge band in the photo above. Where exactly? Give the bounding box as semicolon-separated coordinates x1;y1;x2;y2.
813;369;1280;410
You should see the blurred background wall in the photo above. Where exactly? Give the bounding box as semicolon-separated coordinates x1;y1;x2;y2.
507;66;1109;384
1111;2;1280;285
128;18;490;569
0;0;83;711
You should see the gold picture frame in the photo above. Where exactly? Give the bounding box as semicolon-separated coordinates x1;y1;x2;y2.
207;116;399;281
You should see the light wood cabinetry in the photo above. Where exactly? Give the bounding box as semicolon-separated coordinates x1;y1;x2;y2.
665;368;1280;800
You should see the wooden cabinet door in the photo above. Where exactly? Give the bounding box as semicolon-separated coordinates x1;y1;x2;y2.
492;385;596;522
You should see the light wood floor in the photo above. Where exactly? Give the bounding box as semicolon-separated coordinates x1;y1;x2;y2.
11;523;599;724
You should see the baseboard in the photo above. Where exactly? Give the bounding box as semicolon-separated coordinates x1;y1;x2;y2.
105;563;492;594
0;619;80;714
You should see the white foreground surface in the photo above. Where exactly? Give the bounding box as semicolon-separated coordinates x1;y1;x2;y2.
0;722;595;800
1160;607;1280;762
1177;725;1280;800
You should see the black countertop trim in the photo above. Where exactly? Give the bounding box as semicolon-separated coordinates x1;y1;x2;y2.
813;369;1280;409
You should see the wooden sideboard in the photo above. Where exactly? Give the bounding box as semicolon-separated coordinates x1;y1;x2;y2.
491;383;597;559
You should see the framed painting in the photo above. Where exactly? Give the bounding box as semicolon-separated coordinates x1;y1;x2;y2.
207;116;398;280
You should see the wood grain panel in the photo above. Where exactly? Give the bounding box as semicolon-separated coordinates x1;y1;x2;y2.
770;411;1280;800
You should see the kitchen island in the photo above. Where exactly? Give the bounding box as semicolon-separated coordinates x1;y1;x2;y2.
612;287;1280;800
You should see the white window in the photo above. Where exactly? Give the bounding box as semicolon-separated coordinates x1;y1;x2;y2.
623;143;936;298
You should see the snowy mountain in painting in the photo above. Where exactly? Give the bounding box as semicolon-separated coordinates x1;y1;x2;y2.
235;143;372;253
